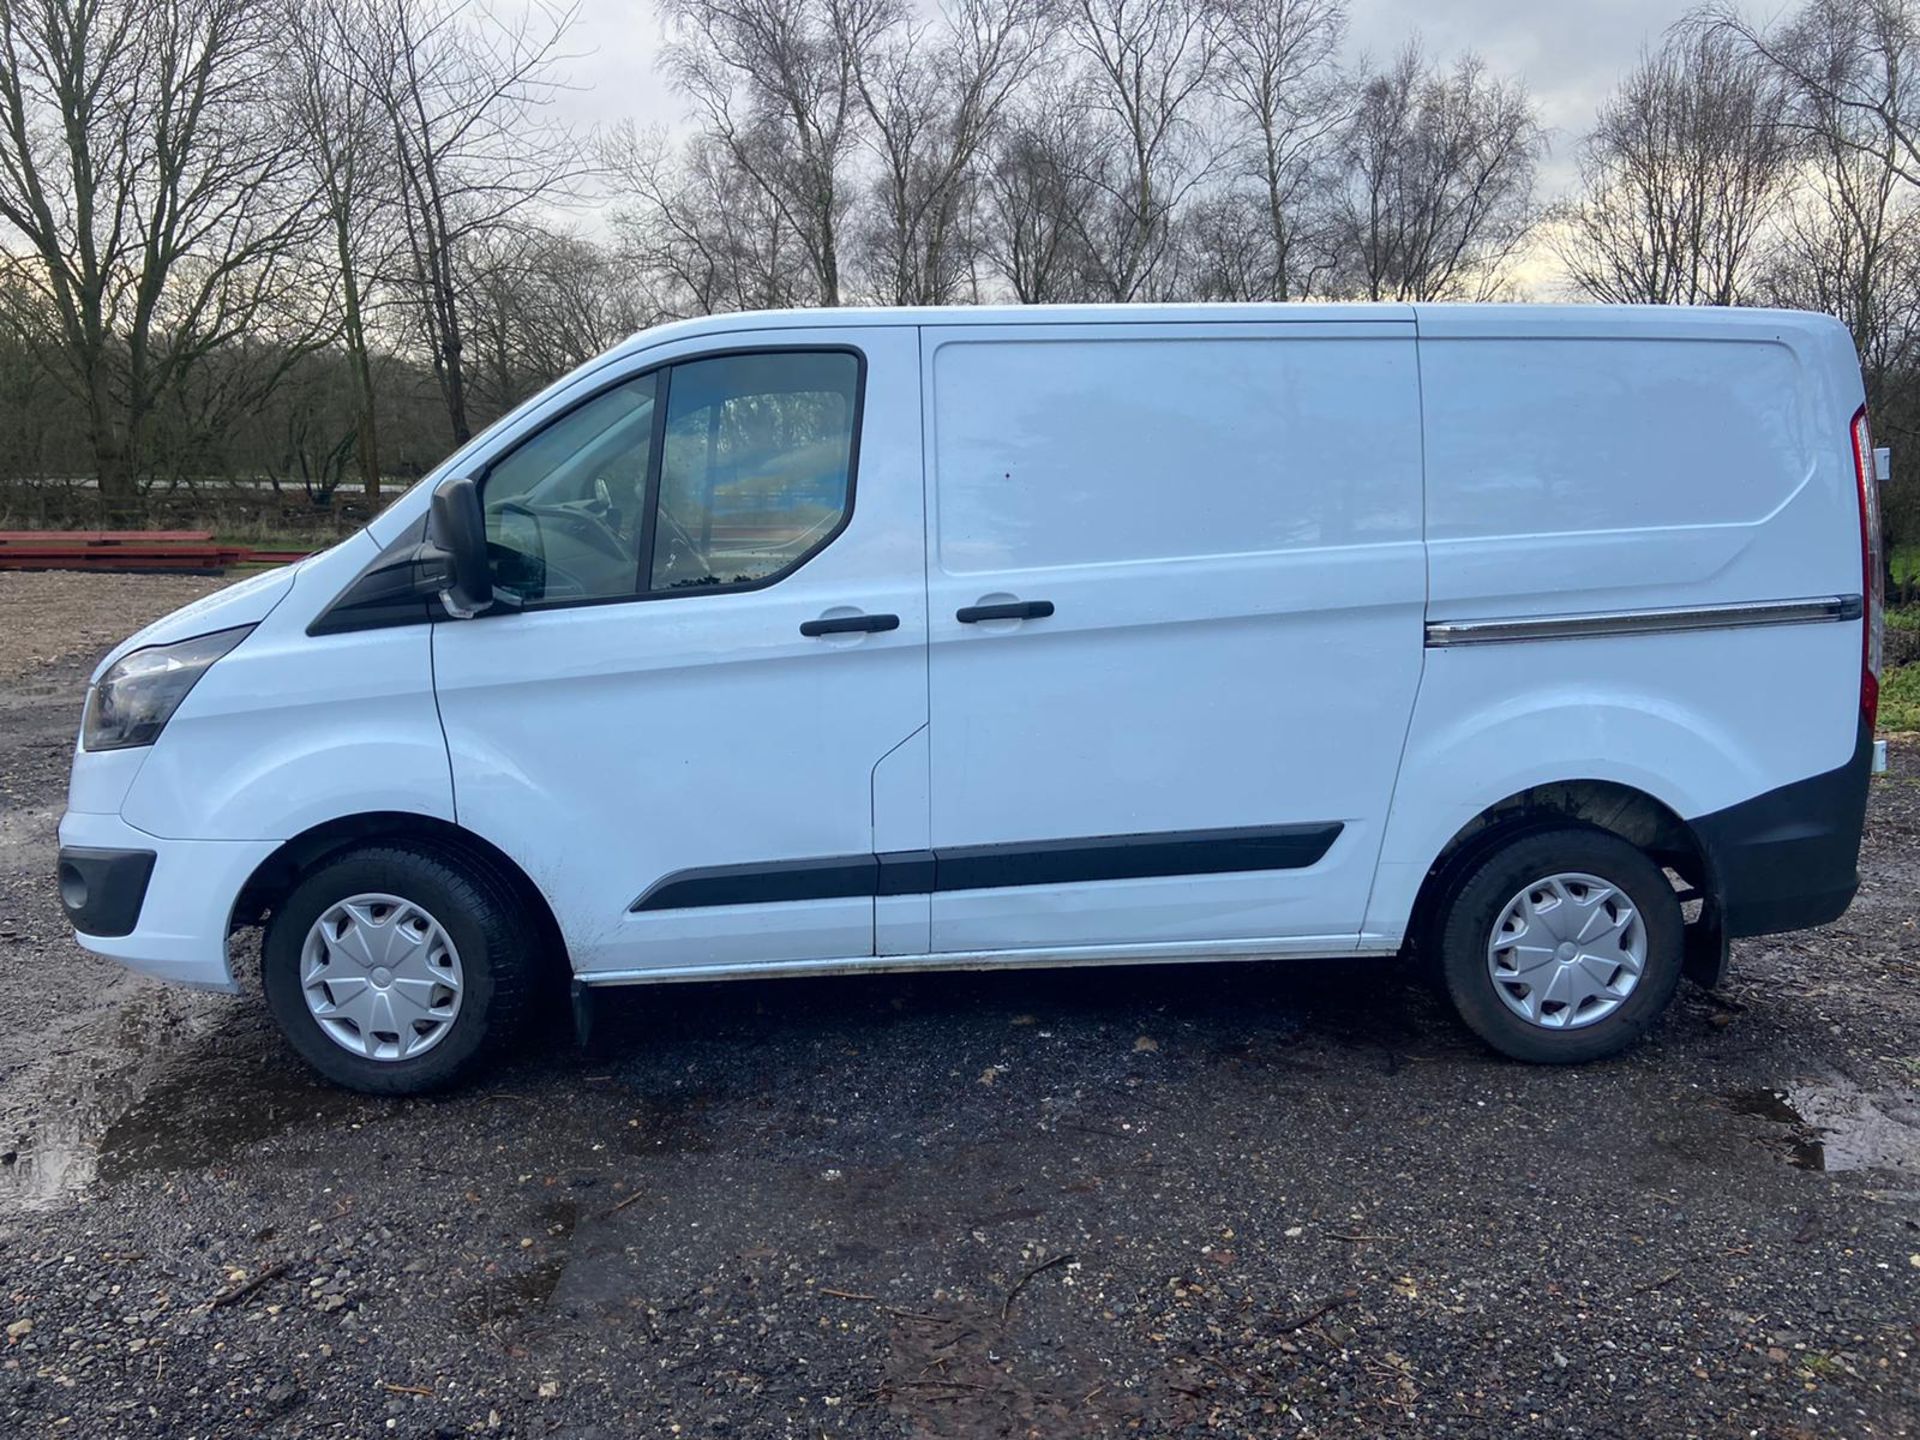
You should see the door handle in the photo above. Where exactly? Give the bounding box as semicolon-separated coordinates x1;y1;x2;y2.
800;612;900;637
956;600;1055;624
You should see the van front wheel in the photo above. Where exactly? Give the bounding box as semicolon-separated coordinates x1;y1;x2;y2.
1437;827;1685;1063
261;842;540;1093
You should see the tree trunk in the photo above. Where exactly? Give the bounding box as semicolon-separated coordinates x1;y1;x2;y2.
87;369;137;512
1266;154;1291;301
336;216;383;501
351;350;381;502
819;220;841;307
425;217;470;443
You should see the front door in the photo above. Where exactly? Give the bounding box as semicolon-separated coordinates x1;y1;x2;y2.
919;319;1427;956
432;327;928;978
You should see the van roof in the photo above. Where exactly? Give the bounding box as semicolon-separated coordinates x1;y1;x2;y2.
608;302;1853;357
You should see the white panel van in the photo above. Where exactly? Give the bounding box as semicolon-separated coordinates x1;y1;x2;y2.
57;305;1886;1092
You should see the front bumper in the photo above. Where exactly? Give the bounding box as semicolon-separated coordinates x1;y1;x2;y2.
56;811;276;993
1690;717;1876;939
58;845;155;936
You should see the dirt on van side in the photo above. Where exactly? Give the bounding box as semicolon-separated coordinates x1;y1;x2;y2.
0;572;1916;1440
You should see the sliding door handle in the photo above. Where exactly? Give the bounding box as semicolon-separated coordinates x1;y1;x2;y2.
956;600;1055;624
800;612;900;637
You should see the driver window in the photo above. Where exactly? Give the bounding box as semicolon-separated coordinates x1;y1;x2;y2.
480;374;657;605
651;352;859;591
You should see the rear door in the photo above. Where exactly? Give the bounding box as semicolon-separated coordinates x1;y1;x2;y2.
919;319;1425;955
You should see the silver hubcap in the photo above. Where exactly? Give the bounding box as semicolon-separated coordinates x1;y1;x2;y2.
1486;872;1645;1030
300;893;464;1062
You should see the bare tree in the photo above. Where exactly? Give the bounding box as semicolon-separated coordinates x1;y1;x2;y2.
282;0;399;497
1328;44;1542;302
353;0;585;446
1765;151;1920;398
1765;121;1916;386
1719;0;1920;583
0;0;322;503
664;0;900;307
465;228;656;413
851;0;1050;304
1713;0;1920;372
1206;0;1346;300
1555;30;1790;306
0;273;72;482
979;105;1102;301
1179;189;1267;299
1704;0;1920;184
1064;0;1218;301
608;123;812;314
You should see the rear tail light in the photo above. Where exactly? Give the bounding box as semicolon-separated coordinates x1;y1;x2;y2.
1850;405;1884;729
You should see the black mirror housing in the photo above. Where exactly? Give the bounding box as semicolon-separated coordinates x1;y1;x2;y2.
305;479;498;636
427;476;494;619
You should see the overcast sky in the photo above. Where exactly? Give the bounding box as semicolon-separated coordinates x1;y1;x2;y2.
1348;0;1698;154
551;0;1707;199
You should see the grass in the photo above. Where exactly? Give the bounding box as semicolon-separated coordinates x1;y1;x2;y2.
1882;662;1920;733
1897;543;1920;587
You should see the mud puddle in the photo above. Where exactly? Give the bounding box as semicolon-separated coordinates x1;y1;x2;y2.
1726;1077;1920;1177
0;986;360;1214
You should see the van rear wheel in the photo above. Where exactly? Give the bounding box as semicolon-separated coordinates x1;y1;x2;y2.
261;842;540;1094
1437;827;1685;1063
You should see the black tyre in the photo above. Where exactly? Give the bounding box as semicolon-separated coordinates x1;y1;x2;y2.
1437;826;1685;1064
262;842;541;1094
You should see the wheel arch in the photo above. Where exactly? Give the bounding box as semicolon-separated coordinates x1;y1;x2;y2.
231;811;570;981
1401;778;1713;962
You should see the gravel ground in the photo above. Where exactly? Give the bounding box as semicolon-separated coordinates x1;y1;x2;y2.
0;572;224;681
0;571;1916;1439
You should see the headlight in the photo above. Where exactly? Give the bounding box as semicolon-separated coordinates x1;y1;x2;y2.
81;626;254;752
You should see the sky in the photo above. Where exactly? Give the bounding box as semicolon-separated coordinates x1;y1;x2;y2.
1348;0;1700;176
549;0;1708;199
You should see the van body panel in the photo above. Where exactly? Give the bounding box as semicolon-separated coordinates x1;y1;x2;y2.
57;303;1879;1020
117;534;456;841
1368;305;1871;946
1413;312;1863;721
919;320;1427;951
430;326;930;976
64;745;149;818
1368;624;1864;948
1419;317;1858;623
872;725;933;956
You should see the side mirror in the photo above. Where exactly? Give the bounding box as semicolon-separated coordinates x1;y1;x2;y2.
427;475;493;619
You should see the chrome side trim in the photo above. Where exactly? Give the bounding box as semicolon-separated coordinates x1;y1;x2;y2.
1425;595;1863;648
578;936;1402;987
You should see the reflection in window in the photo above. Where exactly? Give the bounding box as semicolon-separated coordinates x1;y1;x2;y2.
480;375;657;604
651;352;859;590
